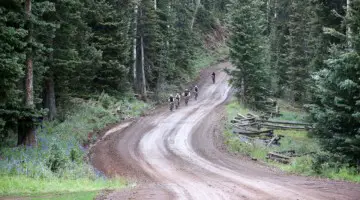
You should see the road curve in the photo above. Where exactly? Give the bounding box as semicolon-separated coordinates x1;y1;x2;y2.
91;63;360;200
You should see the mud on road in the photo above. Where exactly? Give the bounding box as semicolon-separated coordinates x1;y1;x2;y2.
90;62;360;200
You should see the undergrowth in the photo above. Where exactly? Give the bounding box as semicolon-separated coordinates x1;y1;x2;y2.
224;100;360;183
0;175;126;197
0;93;150;196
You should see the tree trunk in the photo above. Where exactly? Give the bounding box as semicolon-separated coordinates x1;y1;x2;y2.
190;0;201;30
154;0;157;10
267;0;271;32
45;76;57;121
241;77;245;100
23;0;37;146
25;0;33;108
133;2;139;90
347;0;352;48
140;35;146;98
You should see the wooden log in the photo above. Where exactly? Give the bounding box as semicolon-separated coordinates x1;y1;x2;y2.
231;118;255;124
235;116;245;120
237;113;247;119
230;119;241;124
261;123;307;130
247;112;260;119
268;152;291;159
232;122;257;127
233;128;273;135
261;120;310;126
266;152;291;164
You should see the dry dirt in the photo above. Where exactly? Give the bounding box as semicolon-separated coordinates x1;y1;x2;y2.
90;62;360;200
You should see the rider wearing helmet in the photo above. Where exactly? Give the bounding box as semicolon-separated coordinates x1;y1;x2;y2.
175;93;181;108
183;89;191;105
184;89;191;97
169;94;175;111
169;94;174;103
194;85;198;100
175;93;181;101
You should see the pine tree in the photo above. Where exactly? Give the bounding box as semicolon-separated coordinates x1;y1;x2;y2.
268;0;291;97
86;0;132;95
0;1;26;107
227;0;270;110
308;0;360;165
285;0;311;102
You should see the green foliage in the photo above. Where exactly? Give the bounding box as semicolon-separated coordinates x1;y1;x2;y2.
0;175;126;196
47;144;67;173
0;4;26;107
285;0;311;102
227;0;270;110
308;33;360;164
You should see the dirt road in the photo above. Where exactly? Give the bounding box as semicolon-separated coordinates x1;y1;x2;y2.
91;63;360;200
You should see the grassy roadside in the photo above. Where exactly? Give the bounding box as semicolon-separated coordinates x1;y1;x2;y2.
30;191;98;200
224;99;360;183
0;94;150;198
0;176;126;197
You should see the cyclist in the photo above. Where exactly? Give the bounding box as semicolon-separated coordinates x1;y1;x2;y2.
194;85;198;100
175;93;181;109
184;89;191;105
168;94;175;111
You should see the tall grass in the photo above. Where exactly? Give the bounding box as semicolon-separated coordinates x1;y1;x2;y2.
0;175;126;196
224;100;360;183
0;94;150;196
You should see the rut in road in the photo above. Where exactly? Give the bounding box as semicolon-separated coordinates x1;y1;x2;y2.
92;63;360;200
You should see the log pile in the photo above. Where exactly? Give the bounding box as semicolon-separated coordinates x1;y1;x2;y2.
230;112;314;164
230;112;312;132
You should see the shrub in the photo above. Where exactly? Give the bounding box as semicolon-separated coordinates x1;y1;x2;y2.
47;144;68;173
70;147;83;164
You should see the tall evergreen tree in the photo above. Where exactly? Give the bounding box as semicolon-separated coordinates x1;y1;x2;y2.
308;0;360;165
227;0;270;109
286;0;310;102
87;0;132;95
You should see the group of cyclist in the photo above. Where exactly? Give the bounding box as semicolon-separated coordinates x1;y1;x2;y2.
168;72;216;111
